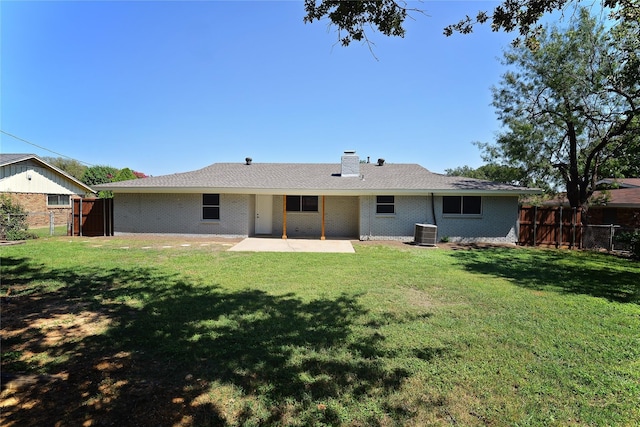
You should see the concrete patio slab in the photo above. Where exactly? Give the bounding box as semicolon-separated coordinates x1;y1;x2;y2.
228;238;355;253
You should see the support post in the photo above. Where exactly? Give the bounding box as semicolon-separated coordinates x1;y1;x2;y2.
50;211;55;236
282;194;287;239
321;195;326;240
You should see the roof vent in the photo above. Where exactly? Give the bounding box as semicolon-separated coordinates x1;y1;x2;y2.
377;158;385;166
341;150;359;177
245;157;252;165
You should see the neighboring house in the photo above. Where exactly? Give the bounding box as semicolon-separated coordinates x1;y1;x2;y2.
0;153;95;228
587;178;640;228
95;151;540;243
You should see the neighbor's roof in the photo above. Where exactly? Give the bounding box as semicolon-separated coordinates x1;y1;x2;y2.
592;188;640;208
596;178;640;188
0;153;95;194
94;162;540;196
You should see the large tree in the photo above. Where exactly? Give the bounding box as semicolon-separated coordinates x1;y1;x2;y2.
303;0;635;48
43;156;87;181
480;9;639;208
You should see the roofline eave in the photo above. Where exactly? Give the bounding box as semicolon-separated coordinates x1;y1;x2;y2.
95;186;542;196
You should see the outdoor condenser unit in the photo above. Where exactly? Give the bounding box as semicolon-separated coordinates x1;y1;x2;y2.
414;223;437;246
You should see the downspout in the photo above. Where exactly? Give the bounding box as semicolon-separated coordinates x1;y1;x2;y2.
431;193;437;226
368;196;372;239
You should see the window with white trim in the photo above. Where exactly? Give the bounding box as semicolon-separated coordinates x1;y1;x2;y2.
442;196;482;215
376;195;395;214
202;194;220;220
47;194;70;206
286;195;318;212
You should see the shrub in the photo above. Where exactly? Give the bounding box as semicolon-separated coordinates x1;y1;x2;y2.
616;230;640;259
0;195;37;240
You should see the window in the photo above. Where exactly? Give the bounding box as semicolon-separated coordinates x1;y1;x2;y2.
286;195;318;212
376;195;395;214
47;194;70;206
443;196;482;215
202;194;220;220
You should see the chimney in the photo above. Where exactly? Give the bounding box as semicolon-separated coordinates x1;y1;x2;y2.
341;150;359;177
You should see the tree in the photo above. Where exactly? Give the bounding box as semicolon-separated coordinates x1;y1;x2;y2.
303;0;634;49
113;167;137;182
81;165;119;198
444;163;534;187
480;9;639;209
81;165;119;186
43;157;87;180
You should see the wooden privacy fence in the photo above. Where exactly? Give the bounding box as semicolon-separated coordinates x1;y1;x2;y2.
519;206;582;248
70;198;114;237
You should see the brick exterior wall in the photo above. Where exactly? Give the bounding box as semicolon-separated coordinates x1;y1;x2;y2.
434;196;519;243
586;207;640;228
359;195;519;243
271;196;359;238
113;193;250;237
112;192;520;243
359;195;432;241
1;192;73;228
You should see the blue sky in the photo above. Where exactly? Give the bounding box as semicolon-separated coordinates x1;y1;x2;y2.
2;1;521;176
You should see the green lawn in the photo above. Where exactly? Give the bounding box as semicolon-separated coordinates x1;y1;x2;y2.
1;237;639;426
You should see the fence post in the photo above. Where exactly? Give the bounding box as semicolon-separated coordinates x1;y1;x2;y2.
533;206;538;246
79;198;83;237
571;208;576;249
609;224;615;252
49;211;55;236
558;206;563;249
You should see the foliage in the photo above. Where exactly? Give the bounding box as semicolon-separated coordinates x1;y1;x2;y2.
1;239;639;425
616;230;640;259
303;0;412;47
0;195;36;240
81;165;119;198
480;9;639;208
113;167;137;182
303;0;634;50
445;163;538;188
42;157;87;180
81;165;118;186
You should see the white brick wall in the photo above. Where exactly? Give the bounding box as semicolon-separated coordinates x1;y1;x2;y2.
359;195;519;243
113;192;519;243
114;193;250;237
433;196;519;243
272;195;359;238
359;195;432;241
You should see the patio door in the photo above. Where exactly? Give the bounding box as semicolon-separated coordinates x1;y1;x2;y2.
255;195;273;235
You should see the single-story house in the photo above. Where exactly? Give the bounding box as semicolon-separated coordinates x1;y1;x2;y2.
94;151;540;243
0;153;95;228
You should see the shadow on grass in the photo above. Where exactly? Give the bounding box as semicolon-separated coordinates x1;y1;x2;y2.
0;256;440;426
448;247;640;304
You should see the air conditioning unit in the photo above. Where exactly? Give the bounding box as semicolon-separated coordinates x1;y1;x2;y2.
414;223;437;246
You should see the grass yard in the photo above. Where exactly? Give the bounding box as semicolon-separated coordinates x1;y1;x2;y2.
1;236;639;426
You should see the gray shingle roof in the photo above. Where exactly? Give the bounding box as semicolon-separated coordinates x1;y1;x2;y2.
95;162;540;196
0;153;38;166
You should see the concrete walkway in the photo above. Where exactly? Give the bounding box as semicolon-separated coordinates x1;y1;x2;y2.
228;237;355;253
